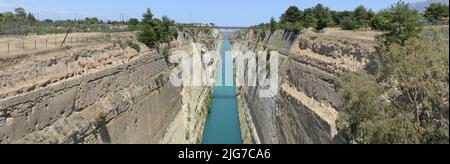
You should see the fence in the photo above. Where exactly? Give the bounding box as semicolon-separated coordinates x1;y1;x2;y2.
0;32;132;56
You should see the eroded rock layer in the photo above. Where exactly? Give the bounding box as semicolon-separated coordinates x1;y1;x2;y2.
231;29;378;144
0;29;222;144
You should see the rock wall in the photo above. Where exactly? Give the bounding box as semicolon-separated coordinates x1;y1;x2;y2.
231;29;377;144
0;29;221;144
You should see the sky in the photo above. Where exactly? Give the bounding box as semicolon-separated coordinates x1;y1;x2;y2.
0;0;427;26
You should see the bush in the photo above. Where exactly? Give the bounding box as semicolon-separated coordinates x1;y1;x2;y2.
127;41;141;52
162;46;171;61
280;22;303;33
340;17;356;30
96;112;108;127
128;25;139;31
338;31;449;144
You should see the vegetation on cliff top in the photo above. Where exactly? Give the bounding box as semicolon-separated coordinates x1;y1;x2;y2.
0;7;139;35
336;2;449;144
138;9;178;49
256;1;448;33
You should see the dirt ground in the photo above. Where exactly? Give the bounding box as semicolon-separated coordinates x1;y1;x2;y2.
317;28;382;40
0;32;133;57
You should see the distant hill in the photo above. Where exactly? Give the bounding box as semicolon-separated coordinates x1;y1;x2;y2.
409;0;449;13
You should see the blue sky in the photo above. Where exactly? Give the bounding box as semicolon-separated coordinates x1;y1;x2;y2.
0;0;425;26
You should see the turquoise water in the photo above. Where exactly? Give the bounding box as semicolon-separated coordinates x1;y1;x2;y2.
201;36;243;144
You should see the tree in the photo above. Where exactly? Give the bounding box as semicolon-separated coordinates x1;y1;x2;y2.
142;8;154;24
27;13;37;24
138;9;177;50
269;17;278;31
340;16;356;30
138;23;158;48
84;17;100;24
332;10;352;26
370;11;390;31
375;33;449;142
160;16;178;43
336;71;421;144
128;18;139;25
0;12;15;22
378;1;422;45
14;7;26;18
313;4;332;31
280;6;302;23
302;8;317;28
352;5;371;29
339;29;449;144
424;3;449;22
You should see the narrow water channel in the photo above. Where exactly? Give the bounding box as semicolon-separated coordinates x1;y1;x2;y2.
202;32;243;144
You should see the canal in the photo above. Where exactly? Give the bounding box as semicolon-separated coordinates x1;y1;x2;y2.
201;32;243;144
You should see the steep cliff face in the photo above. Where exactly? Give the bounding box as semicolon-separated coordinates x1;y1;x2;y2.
231;29;378;144
0;29;221;144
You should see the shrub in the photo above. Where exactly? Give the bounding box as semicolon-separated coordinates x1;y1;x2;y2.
127;40;141;52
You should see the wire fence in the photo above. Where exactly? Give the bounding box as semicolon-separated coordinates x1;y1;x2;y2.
0;32;133;56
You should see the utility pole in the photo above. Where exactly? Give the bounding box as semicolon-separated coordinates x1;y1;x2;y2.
121;13;125;24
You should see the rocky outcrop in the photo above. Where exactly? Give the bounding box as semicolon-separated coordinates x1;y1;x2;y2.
231;28;378;144
0;29;221;144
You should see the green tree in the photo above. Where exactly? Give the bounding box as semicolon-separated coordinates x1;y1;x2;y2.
14;7;26;18
280;6;302;23
337;71;421;144
27;13;37;24
424;3;449;22
269;17;278;31
302;8;317;28
142;8;154;24
340;16;356;30
138;23;158;48
312;4;332;31
0;12;15;21
160;16;178;43
128;18;139;25
84;17;100;24
352;5;372;29
378;1;422;45
339;29;449;144
376;33;449;143
370;11;390;31
332;11;353;26
138;9;178;50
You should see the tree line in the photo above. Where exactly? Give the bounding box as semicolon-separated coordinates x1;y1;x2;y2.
0;7;141;35
259;1;448;32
